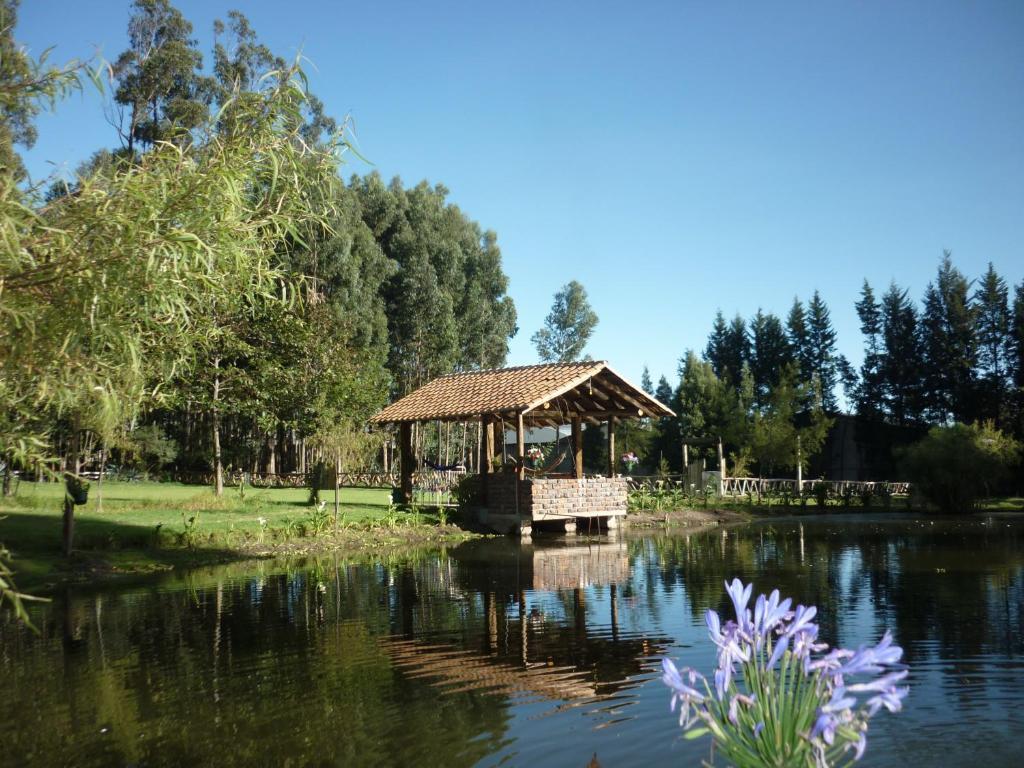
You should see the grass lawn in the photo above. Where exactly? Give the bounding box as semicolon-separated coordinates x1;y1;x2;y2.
0;480;457;585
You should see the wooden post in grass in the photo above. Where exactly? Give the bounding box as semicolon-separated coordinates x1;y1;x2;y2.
334;448;341;530
62;494;74;557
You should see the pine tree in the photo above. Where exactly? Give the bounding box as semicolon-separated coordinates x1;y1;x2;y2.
806;291;840;411
1011;281;1024;436
640;366;654;396
705;310;729;378
920;253;977;423
1014;281;1024;390
719;314;751;391
879;284;924;425
854;280;884;418
974;263;1011;422
786;298;812;385
749;309;792;407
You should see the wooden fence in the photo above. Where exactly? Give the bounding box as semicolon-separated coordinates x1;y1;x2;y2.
624;475;909;498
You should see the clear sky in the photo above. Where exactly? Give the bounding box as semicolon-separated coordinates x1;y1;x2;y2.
17;1;1024;391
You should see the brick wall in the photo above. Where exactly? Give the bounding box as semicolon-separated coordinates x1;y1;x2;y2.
485;473;628;520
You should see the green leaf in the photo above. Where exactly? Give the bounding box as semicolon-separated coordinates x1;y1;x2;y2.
684;727;711;740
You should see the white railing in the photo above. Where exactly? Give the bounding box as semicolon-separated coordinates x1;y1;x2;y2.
719;477;910;497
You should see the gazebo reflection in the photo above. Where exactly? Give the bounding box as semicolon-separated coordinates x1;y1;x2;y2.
380;537;669;713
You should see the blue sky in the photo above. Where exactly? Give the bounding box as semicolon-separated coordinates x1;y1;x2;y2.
17;1;1024;391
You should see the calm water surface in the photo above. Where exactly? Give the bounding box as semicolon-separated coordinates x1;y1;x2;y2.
3;515;1023;767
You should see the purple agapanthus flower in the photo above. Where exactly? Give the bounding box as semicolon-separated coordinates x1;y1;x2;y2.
662;579;909;768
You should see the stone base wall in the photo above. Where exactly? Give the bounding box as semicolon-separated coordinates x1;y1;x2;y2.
483;473;628;521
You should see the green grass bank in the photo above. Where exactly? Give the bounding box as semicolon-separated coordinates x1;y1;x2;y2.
0;481;479;587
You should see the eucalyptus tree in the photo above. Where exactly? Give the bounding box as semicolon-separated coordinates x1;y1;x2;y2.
351;174;516;397
532;280;598;363
111;0;213;154
0;0;60;179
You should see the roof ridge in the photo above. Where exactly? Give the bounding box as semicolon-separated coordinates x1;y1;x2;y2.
435;360;605;379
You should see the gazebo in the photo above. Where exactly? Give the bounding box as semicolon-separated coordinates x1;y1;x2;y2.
369;361;674;535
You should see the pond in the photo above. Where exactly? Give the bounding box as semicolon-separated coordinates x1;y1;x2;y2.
2;515;1023;767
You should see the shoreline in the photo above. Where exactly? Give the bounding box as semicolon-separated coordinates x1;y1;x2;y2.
11;503;1023;594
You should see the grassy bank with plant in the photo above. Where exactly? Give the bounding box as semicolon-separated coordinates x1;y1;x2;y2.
0;481;481;587
626;489;1024;520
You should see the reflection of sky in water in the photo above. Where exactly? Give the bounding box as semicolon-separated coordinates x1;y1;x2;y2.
2;516;1023;767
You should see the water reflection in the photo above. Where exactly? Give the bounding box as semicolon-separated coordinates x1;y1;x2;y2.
1;516;1023;767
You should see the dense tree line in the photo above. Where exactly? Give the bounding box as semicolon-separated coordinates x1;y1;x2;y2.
852;254;1023;432
632;254;1023;479
0;0;517;502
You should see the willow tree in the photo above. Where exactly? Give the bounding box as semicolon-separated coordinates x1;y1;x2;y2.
1;61;343;545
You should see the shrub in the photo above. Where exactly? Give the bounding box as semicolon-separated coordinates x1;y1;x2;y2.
128;425;178;473
813;482;829;508
899;421;1021;513
859;487;874;508
307;461;329;506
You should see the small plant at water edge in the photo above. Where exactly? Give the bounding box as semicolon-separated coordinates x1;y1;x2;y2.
306;501;330;536
180;511;200;549
382;503;401;530
662;579;908;767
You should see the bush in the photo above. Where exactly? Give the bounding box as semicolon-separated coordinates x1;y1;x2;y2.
452;474;482;512
128;425;178;473
813;482;829;508
900;422;1021;513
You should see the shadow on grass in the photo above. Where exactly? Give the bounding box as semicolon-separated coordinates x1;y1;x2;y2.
1;512;252;589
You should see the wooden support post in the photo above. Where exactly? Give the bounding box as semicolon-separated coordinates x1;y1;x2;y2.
607;415;616;477
515;412;525;482
399;422;414;505
717;436;726;496
571;416;583;479
796;435;803;496
491;420;502;468
479;415;492;505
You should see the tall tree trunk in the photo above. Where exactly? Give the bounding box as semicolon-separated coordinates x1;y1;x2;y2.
2;452;12;497
212;359;223;497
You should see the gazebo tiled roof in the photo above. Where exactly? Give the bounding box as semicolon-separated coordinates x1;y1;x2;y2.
369;361;674;426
